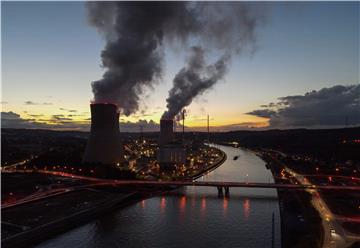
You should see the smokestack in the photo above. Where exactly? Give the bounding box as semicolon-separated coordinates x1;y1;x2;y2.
207;114;210;143
159;119;174;146
182;109;185;142
83;103;123;164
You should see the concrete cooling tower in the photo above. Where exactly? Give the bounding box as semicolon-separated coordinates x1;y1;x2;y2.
157;118;186;168
83;103;123;164
159;119;174;146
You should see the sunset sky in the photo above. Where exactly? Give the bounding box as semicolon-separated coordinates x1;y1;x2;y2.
1;2;359;131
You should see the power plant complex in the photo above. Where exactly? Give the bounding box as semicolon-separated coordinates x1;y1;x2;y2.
83;104;188;170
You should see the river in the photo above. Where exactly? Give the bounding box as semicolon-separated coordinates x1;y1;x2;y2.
36;145;281;248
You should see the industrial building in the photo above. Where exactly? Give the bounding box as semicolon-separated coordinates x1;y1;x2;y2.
157;119;186;168
83;103;124;164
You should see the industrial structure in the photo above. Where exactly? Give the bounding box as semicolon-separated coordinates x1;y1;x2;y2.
83;103;124;164
158;119;175;146
157;119;186;168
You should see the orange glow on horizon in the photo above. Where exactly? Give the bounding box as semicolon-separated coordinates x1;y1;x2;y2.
3;103;270;131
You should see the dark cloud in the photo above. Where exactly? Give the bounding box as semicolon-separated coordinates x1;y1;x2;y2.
0;101;8;104
24;101;53;105
1;111;159;132
67;114;85;117
1;111;49;129
1;111;20;119
24;101;38;105
260;102;276;108
28;114;44;118
246;109;276;118
1;111;90;131
51;115;73;121
59;108;78;113
247;84;360;128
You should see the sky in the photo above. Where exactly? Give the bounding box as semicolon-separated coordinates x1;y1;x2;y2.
1;1;359;132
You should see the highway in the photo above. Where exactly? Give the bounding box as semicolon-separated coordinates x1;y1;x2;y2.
284;167;360;248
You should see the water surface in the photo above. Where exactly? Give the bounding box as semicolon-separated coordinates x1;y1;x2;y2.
37;145;281;248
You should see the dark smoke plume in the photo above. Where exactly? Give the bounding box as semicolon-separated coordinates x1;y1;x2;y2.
87;2;264;117
162;3;264;119
162;46;229;119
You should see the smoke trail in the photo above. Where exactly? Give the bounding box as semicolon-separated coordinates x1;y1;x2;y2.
86;2;197;116
162;3;264;119
87;2;265;117
162;46;229;119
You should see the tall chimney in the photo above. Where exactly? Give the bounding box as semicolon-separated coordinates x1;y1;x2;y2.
207;114;210;143
182;110;185;142
83;103;123;164
159;119;174;146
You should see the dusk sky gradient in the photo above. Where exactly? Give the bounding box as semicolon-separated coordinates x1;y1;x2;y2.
1;1;359;131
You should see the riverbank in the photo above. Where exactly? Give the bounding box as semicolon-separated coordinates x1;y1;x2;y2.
1;188;142;248
259;151;324;248
191;147;227;180
2;147;227;248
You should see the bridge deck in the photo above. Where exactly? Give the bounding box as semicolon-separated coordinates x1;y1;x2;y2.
107;180;360;191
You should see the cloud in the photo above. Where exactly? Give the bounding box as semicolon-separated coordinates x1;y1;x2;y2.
28;114;44;118
246;109;276;118
0;101;8;104
247;84;360;128
1;111;88;130
51;115;73;121
120;119;160;132
67;114;85;117
1;111;49;129
24;101;53;105
1;110;270;132
1;111;160;132
59;108;78;113
1;111;20;119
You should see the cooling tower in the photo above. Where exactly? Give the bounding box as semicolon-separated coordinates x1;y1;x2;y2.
159;119;174;146
83;103;123;164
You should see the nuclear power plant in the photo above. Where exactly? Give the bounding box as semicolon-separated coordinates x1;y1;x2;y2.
83;103;124;164
157;119;186;169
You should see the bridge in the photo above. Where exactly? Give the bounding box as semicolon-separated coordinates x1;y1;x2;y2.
93;179;360;194
3;169;360;198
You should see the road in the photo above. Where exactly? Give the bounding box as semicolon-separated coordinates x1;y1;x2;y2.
284;167;360;248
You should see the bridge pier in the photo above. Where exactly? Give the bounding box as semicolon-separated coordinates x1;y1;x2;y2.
224;186;230;198
217;186;223;197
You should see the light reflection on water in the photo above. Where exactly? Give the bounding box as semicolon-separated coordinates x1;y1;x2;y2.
36;145;281;248
243;198;251;220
